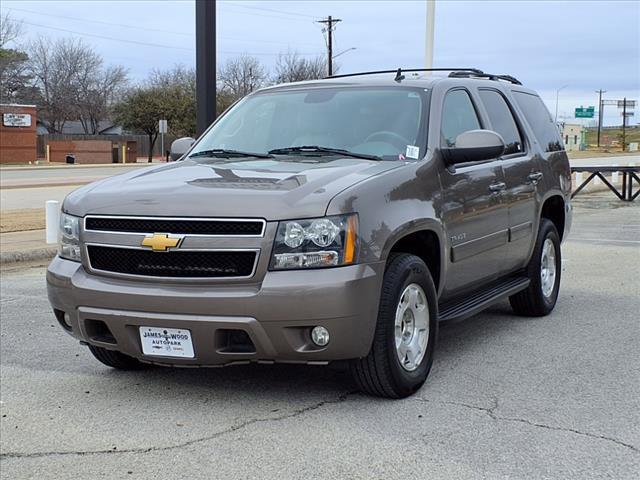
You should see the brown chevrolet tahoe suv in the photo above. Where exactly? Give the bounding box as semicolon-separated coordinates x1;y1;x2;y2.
47;68;572;398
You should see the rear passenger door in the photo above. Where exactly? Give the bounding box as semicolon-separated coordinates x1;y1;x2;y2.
438;88;510;297
477;88;539;273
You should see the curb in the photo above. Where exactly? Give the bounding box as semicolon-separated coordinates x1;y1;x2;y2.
0;248;56;265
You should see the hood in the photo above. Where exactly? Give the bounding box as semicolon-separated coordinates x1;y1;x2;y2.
63;157;404;220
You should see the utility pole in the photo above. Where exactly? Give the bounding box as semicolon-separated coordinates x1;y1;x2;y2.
196;0;216;136
596;89;606;147
318;16;341;76
424;0;436;73
621;97;627;152
554;85;568;123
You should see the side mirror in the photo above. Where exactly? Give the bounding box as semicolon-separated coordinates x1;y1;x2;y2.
170;137;195;161
441;130;506;165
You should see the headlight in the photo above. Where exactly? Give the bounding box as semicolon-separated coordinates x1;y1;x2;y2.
58;213;81;262
270;214;358;270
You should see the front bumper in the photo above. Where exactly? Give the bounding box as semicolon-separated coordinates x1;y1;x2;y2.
47;257;384;366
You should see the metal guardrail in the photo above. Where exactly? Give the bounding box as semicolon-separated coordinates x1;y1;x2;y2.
571;166;639;201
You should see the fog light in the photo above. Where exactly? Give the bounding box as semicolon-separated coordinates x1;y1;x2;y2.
311;326;330;347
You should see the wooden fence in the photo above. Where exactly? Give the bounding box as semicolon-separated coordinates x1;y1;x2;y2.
36;134;179;161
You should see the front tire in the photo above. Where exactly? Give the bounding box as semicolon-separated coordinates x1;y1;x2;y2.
509;218;561;316
88;345;144;370
350;253;438;398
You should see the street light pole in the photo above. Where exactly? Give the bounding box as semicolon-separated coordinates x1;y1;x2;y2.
424;0;436;73
555;85;568;123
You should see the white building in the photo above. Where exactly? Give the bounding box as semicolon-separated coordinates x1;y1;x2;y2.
561;123;584;151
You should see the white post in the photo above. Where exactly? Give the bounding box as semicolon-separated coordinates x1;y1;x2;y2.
424;0;436;73
45;200;60;244
612;171;619;184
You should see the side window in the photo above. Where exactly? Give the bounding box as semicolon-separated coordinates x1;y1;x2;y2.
513;91;563;152
441;90;481;147
478;90;523;155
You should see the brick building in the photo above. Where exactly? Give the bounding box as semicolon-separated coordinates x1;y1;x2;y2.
0;104;37;164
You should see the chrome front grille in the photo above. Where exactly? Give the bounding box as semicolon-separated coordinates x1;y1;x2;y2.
84;216;265;237
82;215;265;280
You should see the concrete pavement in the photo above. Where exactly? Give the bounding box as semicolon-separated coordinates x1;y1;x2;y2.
0;201;638;479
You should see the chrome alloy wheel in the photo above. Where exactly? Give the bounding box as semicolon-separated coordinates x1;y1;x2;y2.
394;283;430;372
540;238;557;298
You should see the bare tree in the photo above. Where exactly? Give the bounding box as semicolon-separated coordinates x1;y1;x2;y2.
274;50;326;84
29;37;128;133
217;54;267;99
0;12;24;48
78;64;128;134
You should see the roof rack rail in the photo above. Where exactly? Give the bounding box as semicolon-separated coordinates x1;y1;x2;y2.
326;68;484;80
448;70;522;85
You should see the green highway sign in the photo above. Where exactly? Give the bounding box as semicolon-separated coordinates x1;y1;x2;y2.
575;106;595;118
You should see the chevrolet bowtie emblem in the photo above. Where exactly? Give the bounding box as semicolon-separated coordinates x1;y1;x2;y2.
141;233;182;252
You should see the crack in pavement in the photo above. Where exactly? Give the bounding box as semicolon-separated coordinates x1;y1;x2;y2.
415;396;639;454
0;390;359;460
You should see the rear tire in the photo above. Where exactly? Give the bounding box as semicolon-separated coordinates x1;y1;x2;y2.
509;218;561;316
88;345;144;370
350;253;438;398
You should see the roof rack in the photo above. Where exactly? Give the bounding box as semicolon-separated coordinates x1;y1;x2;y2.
325;68;522;86
326;68;484;80
448;70;522;85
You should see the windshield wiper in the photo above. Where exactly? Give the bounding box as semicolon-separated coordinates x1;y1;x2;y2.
268;146;382;161
189;149;274;159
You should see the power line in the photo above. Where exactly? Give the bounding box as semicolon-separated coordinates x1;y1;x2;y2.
224;2;319;19
20;20;323;56
10;7;320;47
21;21;194;51
221;5;315;23
8;7;192;36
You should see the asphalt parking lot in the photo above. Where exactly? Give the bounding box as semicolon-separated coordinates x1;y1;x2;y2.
1;196;638;479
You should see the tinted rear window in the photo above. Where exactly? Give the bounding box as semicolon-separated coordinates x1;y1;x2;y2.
513;92;563;152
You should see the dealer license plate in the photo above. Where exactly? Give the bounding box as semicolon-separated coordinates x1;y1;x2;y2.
139;326;195;358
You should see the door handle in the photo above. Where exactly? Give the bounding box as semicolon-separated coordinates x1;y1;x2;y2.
489;182;506;193
528;171;543;183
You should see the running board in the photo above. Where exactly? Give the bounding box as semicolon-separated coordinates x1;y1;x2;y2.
438;276;530;322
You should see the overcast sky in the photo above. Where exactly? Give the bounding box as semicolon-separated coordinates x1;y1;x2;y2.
3;0;639;126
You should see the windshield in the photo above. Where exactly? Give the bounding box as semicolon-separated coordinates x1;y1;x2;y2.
191;87;427;161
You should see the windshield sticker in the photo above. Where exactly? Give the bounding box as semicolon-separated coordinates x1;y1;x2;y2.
405;145;420;159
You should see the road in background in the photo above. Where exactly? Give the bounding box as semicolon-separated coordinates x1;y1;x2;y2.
0;164;151;187
1;164;155;211
1;185;82;210
1;201;638;479
569;154;639;167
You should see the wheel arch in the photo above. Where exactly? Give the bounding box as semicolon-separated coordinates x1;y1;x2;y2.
540;194;566;241
383;224;444;294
